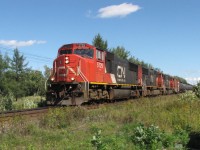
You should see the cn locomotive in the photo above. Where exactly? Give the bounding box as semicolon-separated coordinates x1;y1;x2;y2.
46;43;193;105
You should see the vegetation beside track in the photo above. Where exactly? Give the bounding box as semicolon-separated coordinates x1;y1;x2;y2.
0;95;45;111
0;93;200;149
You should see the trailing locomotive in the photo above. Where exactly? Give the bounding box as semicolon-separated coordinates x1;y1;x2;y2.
46;43;191;105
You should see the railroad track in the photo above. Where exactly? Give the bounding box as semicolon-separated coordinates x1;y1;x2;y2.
0;107;57;133
0;107;52;123
0;107;50;116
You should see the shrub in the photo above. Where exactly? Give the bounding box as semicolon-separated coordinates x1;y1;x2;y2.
131;124;189;150
179;91;197;102
23;98;38;109
173;126;190;149
12;97;39;110
0;93;14;111
131;124;165;149
194;83;200;98
91;130;107;150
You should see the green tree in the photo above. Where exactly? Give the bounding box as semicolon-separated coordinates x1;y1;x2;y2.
92;34;159;70
128;55;136;64
11;49;28;81
24;70;46;96
0;52;9;94
9;48;28;100
0;53;5;93
92;33;108;50
110;46;130;60
174;76;187;84
154;68;161;72
129;56;140;65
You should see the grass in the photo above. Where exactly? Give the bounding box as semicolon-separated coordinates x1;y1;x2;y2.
0;93;200;149
12;96;45;110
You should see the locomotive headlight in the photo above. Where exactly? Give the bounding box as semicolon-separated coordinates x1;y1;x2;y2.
71;77;75;81
65;57;69;64
51;77;55;81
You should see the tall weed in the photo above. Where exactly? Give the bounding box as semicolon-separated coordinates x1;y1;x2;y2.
41;107;87;129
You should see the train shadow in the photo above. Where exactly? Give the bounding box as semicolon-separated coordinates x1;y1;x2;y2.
187;132;200;150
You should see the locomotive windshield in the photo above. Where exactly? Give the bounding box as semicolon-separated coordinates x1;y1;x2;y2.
74;49;94;58
60;49;72;55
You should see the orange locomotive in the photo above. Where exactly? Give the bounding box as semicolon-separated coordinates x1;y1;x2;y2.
46;43;180;105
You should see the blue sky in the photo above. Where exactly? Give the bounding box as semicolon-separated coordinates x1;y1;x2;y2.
0;0;200;84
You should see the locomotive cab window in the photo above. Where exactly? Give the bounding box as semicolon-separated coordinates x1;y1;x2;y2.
74;49;94;59
59;49;72;55
96;50;104;61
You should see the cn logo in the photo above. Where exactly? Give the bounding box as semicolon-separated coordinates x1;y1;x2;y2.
117;66;125;78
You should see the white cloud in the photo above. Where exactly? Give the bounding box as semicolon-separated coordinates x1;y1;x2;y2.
97;3;140;18
0;40;47;48
185;77;200;85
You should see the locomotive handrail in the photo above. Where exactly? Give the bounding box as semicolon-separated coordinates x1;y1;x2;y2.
79;70;89;98
78;60;89;98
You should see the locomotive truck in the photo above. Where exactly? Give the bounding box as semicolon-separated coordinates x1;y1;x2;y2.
46;43;192;105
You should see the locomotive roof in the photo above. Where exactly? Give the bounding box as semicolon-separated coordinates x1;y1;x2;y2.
58;43;107;52
59;43;93;49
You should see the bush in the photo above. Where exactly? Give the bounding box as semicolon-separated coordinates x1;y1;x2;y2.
131;124;189;150
12;97;38;110
194;83;200;98
173;126;190;149
179;91;197;102
91;130;107;150
0;93;14;111
131;124;165;149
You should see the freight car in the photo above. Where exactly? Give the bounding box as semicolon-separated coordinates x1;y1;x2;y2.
179;82;193;92
46;43;189;105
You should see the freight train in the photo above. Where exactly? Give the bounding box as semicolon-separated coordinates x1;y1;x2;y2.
46;43;193;105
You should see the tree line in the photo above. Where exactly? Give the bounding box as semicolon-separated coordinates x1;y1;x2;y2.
0;49;50;101
92;33;187;84
92;33;155;69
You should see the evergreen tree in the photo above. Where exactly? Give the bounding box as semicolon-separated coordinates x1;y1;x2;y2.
9;48;28;100
92;33;108;50
11;48;28;81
